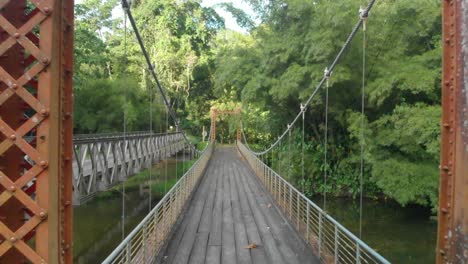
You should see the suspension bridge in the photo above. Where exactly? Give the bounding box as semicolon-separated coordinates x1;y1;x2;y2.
0;0;466;264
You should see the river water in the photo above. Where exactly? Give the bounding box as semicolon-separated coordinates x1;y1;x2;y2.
313;197;437;263
73;158;184;263
73;159;437;263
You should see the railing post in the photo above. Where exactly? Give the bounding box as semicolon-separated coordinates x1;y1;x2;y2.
274;173;278;201
125;243;131;263
334;225;339;264
143;222;148;263
356;243;361;264
176;183;180;216
297;192;300;229
306;203;310;243
289;186;293;220
269;169;272;193
318;211;323;257
163;202;167;238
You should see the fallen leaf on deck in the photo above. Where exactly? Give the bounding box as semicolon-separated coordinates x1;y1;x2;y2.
244;244;257;249
267;203;272;208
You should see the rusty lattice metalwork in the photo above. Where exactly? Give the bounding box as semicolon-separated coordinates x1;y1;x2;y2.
0;0;73;263
438;0;468;263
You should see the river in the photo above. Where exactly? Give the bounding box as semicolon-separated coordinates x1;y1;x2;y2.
73;158;186;263
313;197;437;263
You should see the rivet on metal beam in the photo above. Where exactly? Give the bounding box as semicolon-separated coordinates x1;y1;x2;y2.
41;58;50;65
40;109;49;117
9;237;17;243
9;134;16;140
9;185;16;192
39;160;48;168
43;7;51;15
39;211;47;219
14;32;20;39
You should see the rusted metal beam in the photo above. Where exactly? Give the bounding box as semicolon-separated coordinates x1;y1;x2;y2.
0;1;27;262
0;0;74;263
437;0;468;263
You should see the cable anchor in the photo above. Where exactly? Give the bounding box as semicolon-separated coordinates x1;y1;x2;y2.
121;0;131;10
324;67;332;87
359;6;368;31
300;104;306;119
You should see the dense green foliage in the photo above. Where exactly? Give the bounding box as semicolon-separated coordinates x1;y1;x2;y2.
74;0;442;212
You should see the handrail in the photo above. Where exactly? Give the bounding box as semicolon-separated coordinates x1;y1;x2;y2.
74;131;180;144
237;141;391;264
102;143;213;264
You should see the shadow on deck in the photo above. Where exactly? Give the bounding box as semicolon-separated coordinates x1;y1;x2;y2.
159;146;319;264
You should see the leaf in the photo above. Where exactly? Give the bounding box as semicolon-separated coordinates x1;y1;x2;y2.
244;243;257;249
267;203;272;208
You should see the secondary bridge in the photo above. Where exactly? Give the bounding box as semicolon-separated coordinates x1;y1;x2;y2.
72;132;188;205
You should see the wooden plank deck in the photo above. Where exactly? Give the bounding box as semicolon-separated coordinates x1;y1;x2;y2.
160;146;319;264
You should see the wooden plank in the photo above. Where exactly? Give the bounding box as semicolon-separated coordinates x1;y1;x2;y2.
163;164;216;263
171;165;212;264
239;164;300;264
222;163;236;264
234;163;285;264
159;146;319;264
208;159;224;246
189;232;209;264
230;165;254;264
198;163;218;233
239;160;320;264
233;159;268;264
206;246;221;264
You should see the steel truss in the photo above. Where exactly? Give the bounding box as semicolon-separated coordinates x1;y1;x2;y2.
72;132;187;205
0;0;74;263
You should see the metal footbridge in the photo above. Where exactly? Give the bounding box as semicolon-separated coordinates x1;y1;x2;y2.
102;142;389;264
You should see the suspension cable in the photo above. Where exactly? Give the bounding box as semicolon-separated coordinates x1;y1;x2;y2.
323;70;330;212
359;6;368;239
121;0;199;153
288;128;291;180
165;104;168;194
240;0;376;156
148;67;153;212
278;138;282;175
121;7;128;241
301;104;305;193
